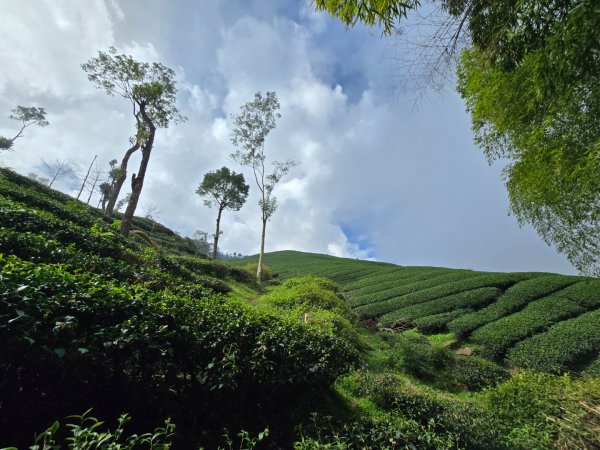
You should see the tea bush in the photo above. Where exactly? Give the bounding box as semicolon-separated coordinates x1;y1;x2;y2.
0;255;359;447
385;287;500;324
506;308;600;373
448;275;578;338
414;308;472;333
353;271;479;311
472;295;586;359
374;273;531;324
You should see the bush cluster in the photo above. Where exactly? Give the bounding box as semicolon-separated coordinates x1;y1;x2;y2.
472;295;586;359
448;275;581;338
384;287;500;325
0;255;359;447
486;371;600;450
414;308;472;334
372;272;531;323
354;271;479;312
506;308;600;373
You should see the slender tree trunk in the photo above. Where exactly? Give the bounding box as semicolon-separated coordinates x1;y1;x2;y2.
105;142;140;215
257;216;267;282
77;155;97;200
213;207;224;260
121;127;155;236
86;169;101;205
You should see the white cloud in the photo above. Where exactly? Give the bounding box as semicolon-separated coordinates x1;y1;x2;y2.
0;0;578;273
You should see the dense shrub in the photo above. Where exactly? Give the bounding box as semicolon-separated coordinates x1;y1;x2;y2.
486;371;600;450
506;308;600;373
384;287;500;325
0;196;126;258
451;357;510;391
471;295;586;359
243;262;273;282
256;277;360;346
414;308;472;334
372;273;532;323
294;413;459;450
447;275;579;338
0;255;359;447
353;271;479;310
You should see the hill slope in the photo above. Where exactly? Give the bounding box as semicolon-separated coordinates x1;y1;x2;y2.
239;250;600;374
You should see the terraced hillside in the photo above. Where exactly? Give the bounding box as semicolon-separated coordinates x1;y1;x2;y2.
239;250;600;374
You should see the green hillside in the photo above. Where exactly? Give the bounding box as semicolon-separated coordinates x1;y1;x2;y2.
238;250;600;374
2;169;599;449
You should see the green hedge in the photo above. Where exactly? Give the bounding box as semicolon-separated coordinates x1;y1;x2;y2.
0;197;126;258
506;309;600;373
381;287;500;326
471;295;586;359
370;273;531;322
353;271;484;312
414;308;473;334
345;268;450;299
0;255;359;446
448;275;579;338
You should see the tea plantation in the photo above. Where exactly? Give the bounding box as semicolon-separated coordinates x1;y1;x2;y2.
2;168;599;449
237;250;600;374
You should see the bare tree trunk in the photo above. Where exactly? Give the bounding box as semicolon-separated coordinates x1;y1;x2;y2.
213;207;224;260
105;142;140;215
257;216;267;282
86;168;101;205
121;127;155;236
77;155;97;200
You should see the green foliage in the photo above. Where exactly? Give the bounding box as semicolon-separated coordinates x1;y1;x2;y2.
256;277;360;346
0;255;359;446
456;1;600;275
414;308;471;334
506;308;600;373
27;410;174;449
373;273;530;324
294;413;457;450
386;287;500;324
197;166;249;211
448;274;578;338
313;0;420;35
243;262;272;282
471;294;587;360
486;371;600;450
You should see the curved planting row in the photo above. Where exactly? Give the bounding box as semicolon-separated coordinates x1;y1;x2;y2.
0;197;128;258
343;267;438;292
352;271;483;311
471;294;587;359
345;268;458;301
360;272;530;320
506;308;600;373
448;275;579;338
414;308;473;334
380;287;500;326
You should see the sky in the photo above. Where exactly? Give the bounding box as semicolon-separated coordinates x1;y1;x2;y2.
0;0;576;274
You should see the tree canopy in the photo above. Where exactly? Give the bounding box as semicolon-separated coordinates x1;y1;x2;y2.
0;106;49;151
82;47;185;235
231;91;296;281
196;167;249;259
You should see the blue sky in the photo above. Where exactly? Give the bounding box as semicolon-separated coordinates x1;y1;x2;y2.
0;0;576;274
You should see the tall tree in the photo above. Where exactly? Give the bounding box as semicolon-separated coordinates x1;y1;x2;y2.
230;92;296;281
196;167;249;260
77;155;98;200
0;106;49;150
82;47;186;235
